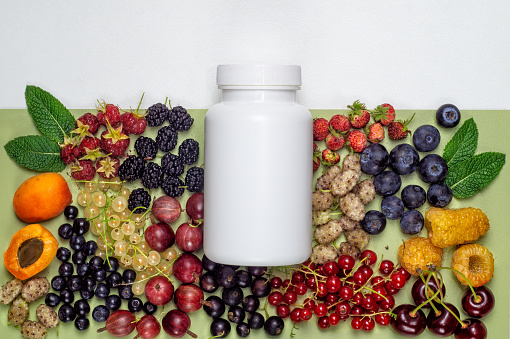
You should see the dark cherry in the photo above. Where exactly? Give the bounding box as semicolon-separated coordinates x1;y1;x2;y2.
454;318;487;339
426;302;461;337
391;304;426;337
461;286;495;318
411;276;446;308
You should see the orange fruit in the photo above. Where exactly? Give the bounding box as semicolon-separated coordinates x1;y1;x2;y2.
13;173;72;223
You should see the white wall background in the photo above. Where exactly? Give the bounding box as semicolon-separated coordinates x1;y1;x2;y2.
1;1;509;110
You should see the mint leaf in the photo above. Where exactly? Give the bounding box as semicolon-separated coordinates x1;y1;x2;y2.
25;85;75;143
4;135;66;172
445;152;505;199
442;118;478;167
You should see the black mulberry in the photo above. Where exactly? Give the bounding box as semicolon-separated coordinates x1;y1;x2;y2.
118;156;145;182
134;136;158;160
178;139;199;165
161;176;185;198
169;106;194;131
185;167;204;192
128;188;151;213
161;153;184;176
145;103;169;127
156;126;178;152
141;162;164;189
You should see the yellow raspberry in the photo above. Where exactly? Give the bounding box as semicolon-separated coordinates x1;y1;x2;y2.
451;244;494;287
398;236;443;276
425;207;490;248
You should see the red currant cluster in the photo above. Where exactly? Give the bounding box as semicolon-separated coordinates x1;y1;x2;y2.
266;250;411;331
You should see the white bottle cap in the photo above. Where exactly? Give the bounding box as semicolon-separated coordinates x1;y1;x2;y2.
217;64;302;89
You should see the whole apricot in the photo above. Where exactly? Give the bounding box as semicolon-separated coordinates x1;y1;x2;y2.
13;173;72;223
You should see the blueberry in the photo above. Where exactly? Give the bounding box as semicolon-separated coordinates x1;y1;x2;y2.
60;288;74;304
70;235;86;251
74;315;90;331
413;125;441;152
143;301;157;315
58;303;76;323
45;292;60;308
128;297;144;313
92;305;110;323
118;284;134;299
73;218;90;236
67;275;82;292
59;262;74;277
401;185;427;210
360;210;387;235
51;276;67;291
64;205;79;220
56;247;71;262
360;143;389;175
228;305;246;324
83;240;98;256
106;272;122;288
427;183;453;208
436;104;461;128
418;154;448;183
76;263;91;277
236;270;252;289
380;196;405;220
58;223;74;240
222;286;244;306
103;257;119;272
72;251;87;265
374;171;402;196
95;282;110;299
122;269;137;284
74;299;90;316
389;144;420;175
400;210;424;234
105;295;122;311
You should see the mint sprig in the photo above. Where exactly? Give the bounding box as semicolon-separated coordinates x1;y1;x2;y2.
442;117;478;167
4;135;66;172
25;85;75;144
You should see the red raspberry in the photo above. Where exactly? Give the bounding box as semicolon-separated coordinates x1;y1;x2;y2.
79;136;101;155
71;160;96;181
329;114;351;133
366;123;385;143
75;112;100;134
347;130;367;153
313;118;329;141
100;123;130;157
96;156;120;179
325;133;345;151
120;111;147;135
97;102;121;126
60;144;81;164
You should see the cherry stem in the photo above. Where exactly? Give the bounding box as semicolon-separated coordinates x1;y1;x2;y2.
439;300;467;328
187;329;197;338
411;279;442;316
436;266;480;303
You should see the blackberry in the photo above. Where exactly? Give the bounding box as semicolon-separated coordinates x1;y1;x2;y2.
141;162;164;189
185;166;204;192
118;156;145;182
145;103;169;127
128;188;151;213
156;126;178;152
161;176;185;197
161;153;184;176
169;106;194;131
179;138;200;165
134;136;158;160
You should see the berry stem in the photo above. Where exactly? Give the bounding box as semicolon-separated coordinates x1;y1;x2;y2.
436;266;480;303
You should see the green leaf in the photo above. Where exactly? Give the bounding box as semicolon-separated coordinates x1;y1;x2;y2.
4;135;66;172
445;152;506;199
442;118;478;167
25;85;76;143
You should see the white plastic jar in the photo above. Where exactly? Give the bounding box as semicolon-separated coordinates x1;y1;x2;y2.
203;64;312;266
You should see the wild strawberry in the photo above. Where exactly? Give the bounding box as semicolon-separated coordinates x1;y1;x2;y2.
100;122;130;157
347;130;367;153
313;152;321;172
75;112;99;135
347;100;370;129
79;136;101;155
322;149;340;165
70;160;96;181
97;100;121;126
120;94;148;135
372;103;395;126
313;141;318;152
366;123;385;143
325;133;345;151
96;156;120;179
329;114;351;133
60;144;81;164
313;118;329;141
388;113;415;140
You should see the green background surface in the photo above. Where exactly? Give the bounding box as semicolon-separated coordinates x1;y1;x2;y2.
0;108;508;338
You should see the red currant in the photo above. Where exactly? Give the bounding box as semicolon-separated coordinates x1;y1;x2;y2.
283;291;297;305
370;275;384;287
301;260;315;272
357;265;374;280
294;282;307;296
326;275;342;294
375;313;391;326
268;291;283;306
390;273;406;289
270;276;283;289
379;259;395;275
335;301;351;315
350;305;364;316
338;255;355;270
305;275;317;289
396;267;411;281
303;298;316;310
316;281;328;298
299;307;312;321
326;293;339;305
276;304;290;318
328;312;341;326
291;272;305;284
372;286;387;303
360;249;377;266
362;317;375;331
352;292;364;305
317;316;330;329
361;294;377;311
290;308;302;323
339;285;354;301
351;317;363;330
379;295;395;311
353;271;367;286
322;261;339;276
384;280;399;296
314;303;328;318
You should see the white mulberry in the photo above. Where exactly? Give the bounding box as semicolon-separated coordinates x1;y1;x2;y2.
337;242;361;260
310;244;338;264
312;190;334;211
343;154;361;174
8;297;29;326
314;219;342;244
21;277;49;303
330;170;360;197
36;304;59;329
339;193;365;221
21;320;47;339
338;215;359;231
315;165;341;190
312;210;332;226
354;179;376;205
345;228;370;251
0;278;23;304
